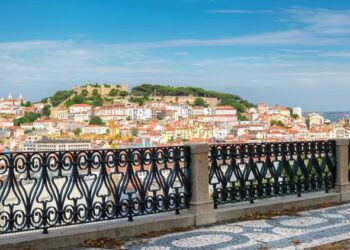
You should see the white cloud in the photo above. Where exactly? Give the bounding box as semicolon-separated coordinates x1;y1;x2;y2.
285;8;350;35
1;6;350;110
124;30;343;48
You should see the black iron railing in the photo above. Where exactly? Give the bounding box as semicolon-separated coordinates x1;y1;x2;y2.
209;141;336;208
0;146;190;234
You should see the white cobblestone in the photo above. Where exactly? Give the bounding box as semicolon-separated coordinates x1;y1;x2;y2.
126;203;350;249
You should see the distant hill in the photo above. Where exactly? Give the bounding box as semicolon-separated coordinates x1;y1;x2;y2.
131;84;254;113
40;83;254;113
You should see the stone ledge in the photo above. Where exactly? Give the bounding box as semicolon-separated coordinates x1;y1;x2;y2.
0;192;342;250
336;139;349;146
216;191;341;222
0;212;194;250
188;143;210;154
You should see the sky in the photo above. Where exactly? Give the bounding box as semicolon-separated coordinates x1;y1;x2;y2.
1;0;350;111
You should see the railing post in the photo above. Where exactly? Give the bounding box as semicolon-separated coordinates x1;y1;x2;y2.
335;139;350;202
188;144;217;226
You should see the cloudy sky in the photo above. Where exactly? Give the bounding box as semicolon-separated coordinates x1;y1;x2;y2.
1;0;350;111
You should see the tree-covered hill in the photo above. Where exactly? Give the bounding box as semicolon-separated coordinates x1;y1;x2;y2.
131;84;254;113
41;90;74;107
39;83;254;113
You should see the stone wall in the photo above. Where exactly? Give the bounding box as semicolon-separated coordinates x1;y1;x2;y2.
74;84;128;96
150;95;219;106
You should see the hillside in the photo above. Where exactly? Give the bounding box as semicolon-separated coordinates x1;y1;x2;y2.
131;84;254;113
40;83;254;113
41;90;74;107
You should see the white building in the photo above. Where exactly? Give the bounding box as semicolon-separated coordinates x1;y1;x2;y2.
166;105;192;118
32;119;56;131
51;107;68;120
68;112;91;123
330;127;347;138
23;139;91;152
0;94;22;107
212;106;237;115
82;125;108;135
69;104;92;114
293;107;303;117
94;104;127;116
191;107;209;116
21;123;34;131
307;113;325;128
213;128;228;140
0;94;23;115
127;107;152;120
256;103;269;113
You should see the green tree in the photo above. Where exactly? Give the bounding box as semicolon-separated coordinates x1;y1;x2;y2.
131;128;139;137
13;112;41;126
129;96;148;106
81;89;89;97
92;89;99;97
92;97;103;107
89;115;105;125
270;120;285;127
238;113;248;121
42;105;51;116
104;97;113;102
119;90;128;98
73;128;81;136
287;107;299;119
291;114;299;119
24;129;33;134
109;88;119;96
64;95;86;107
21;100;32;107
193;97;208;107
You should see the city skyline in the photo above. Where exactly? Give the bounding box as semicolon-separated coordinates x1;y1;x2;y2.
1;0;350;111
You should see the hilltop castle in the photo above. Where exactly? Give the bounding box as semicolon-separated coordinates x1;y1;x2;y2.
74;84;128;96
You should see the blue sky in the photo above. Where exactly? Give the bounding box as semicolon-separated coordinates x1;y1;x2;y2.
1;0;350;111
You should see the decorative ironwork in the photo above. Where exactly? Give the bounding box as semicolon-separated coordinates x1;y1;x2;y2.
0;146;190;234
209;141;336;208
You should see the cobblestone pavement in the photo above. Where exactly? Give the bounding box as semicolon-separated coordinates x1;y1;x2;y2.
123;203;350;250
